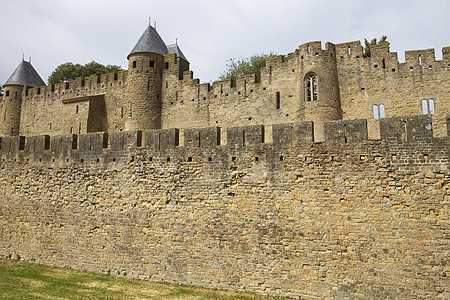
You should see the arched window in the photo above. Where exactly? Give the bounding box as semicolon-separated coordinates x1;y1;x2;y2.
422;99;436;114
306;75;318;102
373;104;386;119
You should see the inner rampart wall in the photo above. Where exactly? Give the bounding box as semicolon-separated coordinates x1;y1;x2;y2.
0;115;448;299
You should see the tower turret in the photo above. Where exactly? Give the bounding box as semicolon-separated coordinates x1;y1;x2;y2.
298;42;342;141
124;25;167;131
1;59;45;136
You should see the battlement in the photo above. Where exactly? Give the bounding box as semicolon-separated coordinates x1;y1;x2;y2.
0;114;444;168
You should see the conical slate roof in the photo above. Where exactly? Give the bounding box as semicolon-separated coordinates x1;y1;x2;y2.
167;44;189;63
128;25;168;59
4;60;45;87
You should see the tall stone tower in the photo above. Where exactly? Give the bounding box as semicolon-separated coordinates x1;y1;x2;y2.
298;42;342;141
124;25;167;131
1;59;45;136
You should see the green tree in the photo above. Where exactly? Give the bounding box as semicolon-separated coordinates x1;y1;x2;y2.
363;35;388;58
219;52;276;82
48;61;122;85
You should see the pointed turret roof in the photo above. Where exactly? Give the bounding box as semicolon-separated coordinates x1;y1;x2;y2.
128;25;168;59
4;60;46;87
167;43;189;63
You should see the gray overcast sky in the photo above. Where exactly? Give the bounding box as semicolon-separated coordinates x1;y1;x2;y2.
1;0;449;85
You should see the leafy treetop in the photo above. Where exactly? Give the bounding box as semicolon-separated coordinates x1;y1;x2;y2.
48;61;122;85
219;52;276;82
363;35;388;58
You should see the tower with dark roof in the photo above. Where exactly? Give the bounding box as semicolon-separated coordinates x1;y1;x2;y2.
124;25;167;131
1;59;45;136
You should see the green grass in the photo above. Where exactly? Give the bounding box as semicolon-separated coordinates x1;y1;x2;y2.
0;258;291;299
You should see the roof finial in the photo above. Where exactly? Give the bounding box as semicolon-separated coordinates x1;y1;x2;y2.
154;21;156;29
149;17;151;26
176;38;178;45
22;54;25;61
29;57;32;63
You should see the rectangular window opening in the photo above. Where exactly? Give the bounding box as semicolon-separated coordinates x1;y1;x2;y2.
276;92;280;109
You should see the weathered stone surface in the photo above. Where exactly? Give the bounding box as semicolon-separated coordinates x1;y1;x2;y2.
0;117;448;299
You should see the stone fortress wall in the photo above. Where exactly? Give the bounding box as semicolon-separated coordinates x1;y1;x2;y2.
0;115;449;299
9;41;450;141
1;28;449;298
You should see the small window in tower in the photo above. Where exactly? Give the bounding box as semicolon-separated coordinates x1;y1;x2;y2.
276;92;280;109
132;61;137;68
81;78;85;86
5;91;9;97
150;61;155;68
306;75;318;102
51;85;55;92
165;62;169;69
75;105;79;114
97;76;101;83
65;82;69;89
114;72;118;80
37;88;41;95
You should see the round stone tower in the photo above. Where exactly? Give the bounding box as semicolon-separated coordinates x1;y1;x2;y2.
1;59;45;136
124;25;167;131
298;42;342;141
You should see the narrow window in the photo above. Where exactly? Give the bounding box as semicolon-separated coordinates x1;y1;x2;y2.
5;91;9;97
379;104;385;118
97;76;101;83
149;61;155;68
307;45;310;53
418;55;422;65
49;122;52;130
422;99;428;114
347;46;351;55
121;106;124;119
382;59;386;69
51;85;55;92
25;89;28;96
306;75;318;102
65;82;69;89
37;88;41;95
81;78;85;86
114;72;118;80
276;92;280;109
373;105;379;120
373;104;386;119
132;61;137;68
76;105;79;114
78;123;81;134
429;99;435;114
129;104;132;117
165;62;169;69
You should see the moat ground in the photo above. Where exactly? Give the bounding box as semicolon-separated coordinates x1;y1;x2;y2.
0;258;292;299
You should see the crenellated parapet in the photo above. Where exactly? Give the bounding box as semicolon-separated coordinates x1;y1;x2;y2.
0;115;447;170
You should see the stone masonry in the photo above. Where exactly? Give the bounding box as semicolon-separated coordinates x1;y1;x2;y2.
0;24;449;299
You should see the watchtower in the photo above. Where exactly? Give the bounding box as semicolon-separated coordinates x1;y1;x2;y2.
124;25;167;131
0;59;45;136
298;42;342;141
